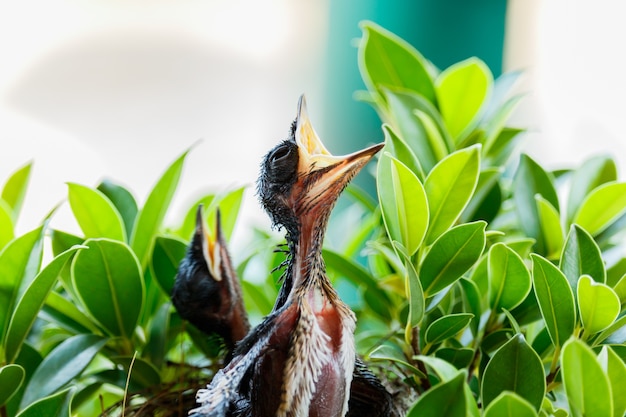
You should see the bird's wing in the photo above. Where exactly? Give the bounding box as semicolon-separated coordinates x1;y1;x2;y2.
347;358;394;417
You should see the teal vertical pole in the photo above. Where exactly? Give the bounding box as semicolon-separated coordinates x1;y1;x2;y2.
322;0;507;191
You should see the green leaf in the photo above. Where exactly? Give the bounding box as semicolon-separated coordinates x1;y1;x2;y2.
369;345;425;378
484;392;538;417
598;346;626;417
42;292;100;335
396;245;424;341
0;226;44;349
435;58;492;140
534;195;564;260
151;236;187;296
481;334;545;410
424;145;480;244
1;161;32;222
577;275;620;336
208;186;246;242
358;21;436;103
5;246;82;363
407;371;467;417
174;194;216;240
415;355;460;382
420;221;486;297
560;224;606;288
566;156;617;224
67;183;126;241
20;334;106;408
561;338;612;417
382;124;424;181
17;388;72;417
377;153;428;256
72;238;144;338
0;364;25;407
513;154;559;255
460;168;502;223
0;200;14;251
488;243;532;311
381;88;451;173
573;182;626;236
414;110;449;161
484;127;524;167
130;150;188;270
97;179;139;239
530;254;576;348
424;313;473;345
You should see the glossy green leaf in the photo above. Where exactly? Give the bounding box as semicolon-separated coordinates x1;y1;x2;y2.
435;58;492;140
145;303;170;368
0;364;25;407
151;236;187;296
484;392;538;417
415;355;460;382
130;150;188;269
613;273;626;308
358;21;436;103
407;371;466;417
377;153;428;256
488;243;532;311
381;88;448;173
382;124;424;180
97;179;138;239
17;388;72;417
424;145;480;244
577;275;620;336
20;334;106;408
566;156;617;223
67;183;126;241
598;346;626;417
460;168;501;223
0;226;44;347
420;221;486;297
561;338;612;417
513;154;559;255
397;245;424;340
42;291;99;334
531;254;576;348
5;246;82;363
369;345;425;378
205;186;246;242
72;238;144;338
1;161;32;221
484;127;524;167
414;109;449;162
481;334;545;410
560;224;605;287
0;200;14;251
534;195;563;259
424;313;473;345
573;182;626;236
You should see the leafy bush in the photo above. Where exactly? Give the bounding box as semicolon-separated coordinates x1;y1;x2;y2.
1;20;626;417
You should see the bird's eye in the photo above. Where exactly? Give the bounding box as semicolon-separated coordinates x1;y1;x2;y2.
266;141;298;184
270;145;292;163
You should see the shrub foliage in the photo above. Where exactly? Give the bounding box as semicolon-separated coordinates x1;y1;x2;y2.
1;20;626;417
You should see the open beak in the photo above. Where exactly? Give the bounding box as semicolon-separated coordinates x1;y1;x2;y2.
196;205;223;281
293;95;384;212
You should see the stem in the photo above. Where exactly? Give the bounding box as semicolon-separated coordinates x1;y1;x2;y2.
1;405;8;417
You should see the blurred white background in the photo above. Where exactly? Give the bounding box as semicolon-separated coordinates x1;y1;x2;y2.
1;0;625;241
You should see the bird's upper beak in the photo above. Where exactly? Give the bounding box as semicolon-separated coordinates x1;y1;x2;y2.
292;95;384;214
196;205;223;281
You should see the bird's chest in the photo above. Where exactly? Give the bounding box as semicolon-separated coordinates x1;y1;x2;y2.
267;288;355;417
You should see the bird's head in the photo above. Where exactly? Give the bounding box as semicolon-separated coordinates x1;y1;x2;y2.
257;95;383;242
172;205;249;348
